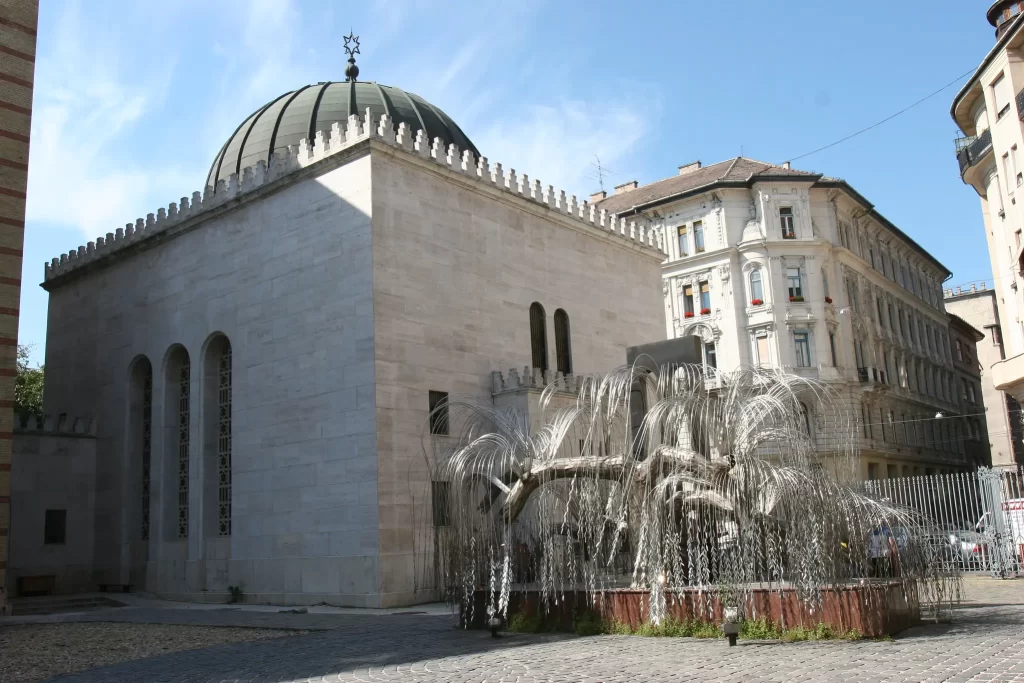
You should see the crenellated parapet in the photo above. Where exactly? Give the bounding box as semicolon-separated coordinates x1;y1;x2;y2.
15;414;96;435
491;367;583;395
44;109;666;284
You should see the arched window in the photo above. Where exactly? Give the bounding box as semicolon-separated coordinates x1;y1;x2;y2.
749;269;763;303
530;302;548;373
129;357;153;541
799;401;812;437
165;346;191;540
202;335;232;538
554;309;572;375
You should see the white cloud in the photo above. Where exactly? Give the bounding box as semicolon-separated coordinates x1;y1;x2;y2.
474;101;649;199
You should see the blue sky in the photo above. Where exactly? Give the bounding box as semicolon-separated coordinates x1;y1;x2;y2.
19;0;996;365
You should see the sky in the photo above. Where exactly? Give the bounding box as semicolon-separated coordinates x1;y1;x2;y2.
18;0;997;366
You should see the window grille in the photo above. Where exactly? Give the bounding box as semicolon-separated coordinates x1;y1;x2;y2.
554;309;572;375
178;358;190;539
529;302;548;372
141;369;152;541
218;346;232;536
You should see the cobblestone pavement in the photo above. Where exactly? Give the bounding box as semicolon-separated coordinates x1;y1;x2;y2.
44;578;1024;682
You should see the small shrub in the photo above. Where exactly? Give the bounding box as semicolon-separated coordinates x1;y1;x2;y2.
227;585;244;604
508;611;545;633
606;620;634;635
573;612;606;636
740;617;783;640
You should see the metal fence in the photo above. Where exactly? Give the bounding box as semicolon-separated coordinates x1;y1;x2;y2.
864;466;1024;576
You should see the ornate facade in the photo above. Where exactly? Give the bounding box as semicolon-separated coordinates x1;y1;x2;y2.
599;158;973;478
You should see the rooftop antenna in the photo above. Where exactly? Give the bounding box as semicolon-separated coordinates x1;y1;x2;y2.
593;156;606;193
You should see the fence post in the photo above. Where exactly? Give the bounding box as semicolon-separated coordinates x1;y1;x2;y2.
978;467;1012;578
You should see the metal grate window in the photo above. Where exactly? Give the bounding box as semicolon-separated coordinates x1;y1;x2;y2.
177;359;190;539
141;370;153;541
218;346;232;536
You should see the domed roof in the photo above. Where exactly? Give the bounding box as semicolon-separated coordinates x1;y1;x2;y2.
207;80;479;188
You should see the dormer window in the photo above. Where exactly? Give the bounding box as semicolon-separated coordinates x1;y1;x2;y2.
780;207;795;239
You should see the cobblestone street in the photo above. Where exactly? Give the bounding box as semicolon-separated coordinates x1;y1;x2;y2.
28;578;1024;682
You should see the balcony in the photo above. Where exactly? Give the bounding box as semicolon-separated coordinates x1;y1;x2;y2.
991;352;1024;401
857;367;870;383
955;129;993;177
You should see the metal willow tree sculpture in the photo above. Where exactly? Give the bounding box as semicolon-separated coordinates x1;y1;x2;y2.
420;363;958;627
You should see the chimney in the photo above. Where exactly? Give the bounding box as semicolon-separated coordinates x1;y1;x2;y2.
678;160;702;175
971;283;977;292
782;161;792;170
589;190;607;203
981;282;987;290
956;286;962;295
614;180;638;194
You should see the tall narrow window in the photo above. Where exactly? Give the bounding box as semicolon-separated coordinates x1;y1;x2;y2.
955;339;963;361
750;269;763;303
799;402;811;436
529;302;548;372
554;309;572;375
780;207;795;239
177;357;190;539
869;247;875;269
677;225;688;257
429;390;449;435
794;331;811;367
829;331;837;366
704;343;717;370
755;332;770;368
787;267;802;300
141;367;152;541
693;220;705;252
682;285;694;316
44;509;67;545
822;270;830;300
699;281;710;312
217;344;232;537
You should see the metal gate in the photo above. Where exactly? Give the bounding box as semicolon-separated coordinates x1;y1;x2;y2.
864;466;1024;576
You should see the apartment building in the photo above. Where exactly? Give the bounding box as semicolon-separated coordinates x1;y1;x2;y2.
597;157;972;478
951;1;1024;402
945;284;1024;467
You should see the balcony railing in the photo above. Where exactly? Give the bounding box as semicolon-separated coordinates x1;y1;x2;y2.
1017;86;1024;121
955;129;993;176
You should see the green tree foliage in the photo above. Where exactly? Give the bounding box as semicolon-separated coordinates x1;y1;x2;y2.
15;344;43;424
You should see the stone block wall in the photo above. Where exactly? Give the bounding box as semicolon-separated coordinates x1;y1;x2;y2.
0;0;37;594
8;418;96;595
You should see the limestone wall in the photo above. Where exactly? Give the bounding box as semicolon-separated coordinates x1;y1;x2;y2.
8;417;96;595
41;152;380;605
369;150;665;606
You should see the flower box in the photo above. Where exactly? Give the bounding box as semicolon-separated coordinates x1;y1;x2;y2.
684;311;695;318
700;308;711;315
824;296;833;304
751;299;763;306
789;296;804;302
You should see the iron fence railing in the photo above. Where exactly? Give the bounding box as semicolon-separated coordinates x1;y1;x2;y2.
865;466;1024;576
955;129;993;176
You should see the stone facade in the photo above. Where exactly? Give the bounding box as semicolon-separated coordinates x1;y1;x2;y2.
599;159;974;478
21;117;665;605
951;8;1024;401
945;286;1024;467
947;311;992;468
8;416;96;594
0;0;37;595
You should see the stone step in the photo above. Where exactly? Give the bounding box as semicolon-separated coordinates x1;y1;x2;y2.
11;595;126;616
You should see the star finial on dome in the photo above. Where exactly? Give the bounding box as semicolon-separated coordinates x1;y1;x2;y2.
344;31;360;81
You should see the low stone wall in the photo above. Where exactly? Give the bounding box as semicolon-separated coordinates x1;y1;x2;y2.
466;583;919;637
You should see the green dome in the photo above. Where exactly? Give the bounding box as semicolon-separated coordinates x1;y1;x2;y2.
207;80;479;188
